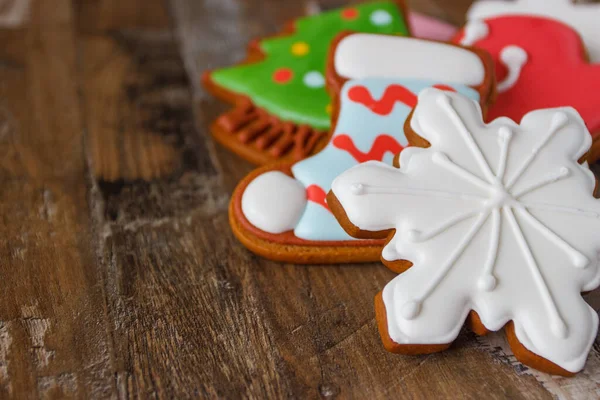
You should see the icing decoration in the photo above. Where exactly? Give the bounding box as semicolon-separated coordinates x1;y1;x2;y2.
211;1;409;130
349;85;418;114
306;185;329;211
334;34;486;86
273;68;293;84
454;16;600;137
331;88;600;373
333;134;403;163
467;0;600;63
348;83;457;115
291;42;310;56
241;79;480;241
241;171;307;234
408;12;458;42
342;8;360;21
303;71;325;89
496;46;528;93
460;19;488;46
371;10;393;26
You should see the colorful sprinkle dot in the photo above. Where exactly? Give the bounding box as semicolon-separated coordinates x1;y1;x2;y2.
341;8;359;20
273;68;294;84
303;71;325;88
325;104;333;114
370;10;393;26
291;41;310;56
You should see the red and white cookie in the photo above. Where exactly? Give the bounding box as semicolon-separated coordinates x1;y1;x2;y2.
467;0;600;62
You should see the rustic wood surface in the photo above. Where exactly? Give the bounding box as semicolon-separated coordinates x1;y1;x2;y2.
1;0;599;398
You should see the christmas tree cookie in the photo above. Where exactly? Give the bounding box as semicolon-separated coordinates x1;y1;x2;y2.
203;1;409;165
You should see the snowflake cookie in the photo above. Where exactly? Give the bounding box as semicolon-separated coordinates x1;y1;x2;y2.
328;88;600;375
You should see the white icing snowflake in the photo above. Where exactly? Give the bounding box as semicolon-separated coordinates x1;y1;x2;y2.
331;88;600;373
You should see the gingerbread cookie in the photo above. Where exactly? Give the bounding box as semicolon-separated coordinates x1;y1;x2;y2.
203;1;409;166
467;0;600;62
229;34;495;264
328;88;600;375
455;16;600;162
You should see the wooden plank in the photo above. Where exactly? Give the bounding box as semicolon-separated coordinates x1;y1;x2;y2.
0;0;30;28
0;0;116;398
78;0;240;397
75;0;170;33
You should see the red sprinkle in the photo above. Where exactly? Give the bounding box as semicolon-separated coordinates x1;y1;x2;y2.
341;8;359;20
273;68;294;84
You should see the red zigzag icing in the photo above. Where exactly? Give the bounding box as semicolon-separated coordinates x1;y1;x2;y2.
306;185;329;211
306;84;457;211
348;84;457;115
307;135;404;211
333;134;403;163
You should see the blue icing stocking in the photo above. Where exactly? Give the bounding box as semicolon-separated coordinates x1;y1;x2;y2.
289;78;481;241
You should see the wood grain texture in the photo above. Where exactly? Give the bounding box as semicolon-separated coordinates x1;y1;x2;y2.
0;0;597;398
0;0;115;398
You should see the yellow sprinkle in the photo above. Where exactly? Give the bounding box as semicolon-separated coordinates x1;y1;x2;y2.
326;104;333;114
291;42;310;56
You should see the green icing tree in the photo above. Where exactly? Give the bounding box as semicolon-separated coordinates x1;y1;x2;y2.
211;1;409;130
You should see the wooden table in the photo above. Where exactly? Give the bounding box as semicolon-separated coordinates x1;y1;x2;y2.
1;0;599;398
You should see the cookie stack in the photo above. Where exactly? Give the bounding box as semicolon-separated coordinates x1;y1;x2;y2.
203;0;600;377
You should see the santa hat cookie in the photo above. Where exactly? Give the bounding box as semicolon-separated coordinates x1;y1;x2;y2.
229;34;495;264
454;13;600;162
328;88;600;375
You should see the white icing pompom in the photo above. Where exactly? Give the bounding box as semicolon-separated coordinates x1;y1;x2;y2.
241;171;307;234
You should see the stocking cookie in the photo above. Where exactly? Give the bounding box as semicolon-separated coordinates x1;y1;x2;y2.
467;0;600;62
328;88;600;375
229;34;495;264
203;1;409;166
455;16;600;162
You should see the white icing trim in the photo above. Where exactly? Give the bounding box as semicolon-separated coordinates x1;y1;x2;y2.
241;171;307;234
331;89;600;373
334;34;486;86
460;19;489;46
497;46;528;93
